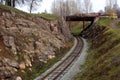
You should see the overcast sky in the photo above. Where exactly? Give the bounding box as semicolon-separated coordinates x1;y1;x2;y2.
17;0;120;13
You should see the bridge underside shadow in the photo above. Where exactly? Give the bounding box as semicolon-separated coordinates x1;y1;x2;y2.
65;16;96;37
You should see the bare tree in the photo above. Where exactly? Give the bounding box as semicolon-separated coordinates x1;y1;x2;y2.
0;0;43;13
68;0;80;15
106;0;116;9
76;0;82;13
117;8;120;18
4;0;16;7
51;0;80;16
30;0;34;13
105;0;118;14
0;0;4;4
1;0;24;7
27;0;42;13
51;0;65;16
113;0;120;17
51;0;59;15
83;0;92;14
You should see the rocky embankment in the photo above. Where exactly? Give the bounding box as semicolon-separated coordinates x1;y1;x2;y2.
0;5;72;80
75;18;120;80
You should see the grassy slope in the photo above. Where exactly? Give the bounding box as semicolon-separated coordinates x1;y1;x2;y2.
117;22;120;27
75;18;120;80
31;13;58;20
70;22;83;35
98;18;113;26
0;4;58;20
0;4;26;13
71;22;92;35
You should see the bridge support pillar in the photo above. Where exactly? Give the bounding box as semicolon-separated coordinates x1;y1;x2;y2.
83;21;85;29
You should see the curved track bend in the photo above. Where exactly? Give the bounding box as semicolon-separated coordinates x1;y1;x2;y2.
35;36;84;80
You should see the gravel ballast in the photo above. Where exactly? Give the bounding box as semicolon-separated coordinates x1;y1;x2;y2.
34;38;77;80
61;38;88;80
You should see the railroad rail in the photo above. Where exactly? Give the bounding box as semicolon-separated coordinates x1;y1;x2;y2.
35;36;84;80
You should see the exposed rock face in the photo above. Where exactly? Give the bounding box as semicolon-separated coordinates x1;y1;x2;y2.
0;7;72;79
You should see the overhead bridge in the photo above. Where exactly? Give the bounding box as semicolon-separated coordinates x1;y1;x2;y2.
65;16;96;21
65;14;99;36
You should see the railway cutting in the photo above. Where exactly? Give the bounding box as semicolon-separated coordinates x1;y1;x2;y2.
35;36;84;80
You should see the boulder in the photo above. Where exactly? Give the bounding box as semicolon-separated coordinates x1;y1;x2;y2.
16;76;22;80
19;62;26;70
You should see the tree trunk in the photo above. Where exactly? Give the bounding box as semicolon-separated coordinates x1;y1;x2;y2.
5;0;12;6
13;0;15;7
5;0;16;7
0;0;3;4
30;0;34;13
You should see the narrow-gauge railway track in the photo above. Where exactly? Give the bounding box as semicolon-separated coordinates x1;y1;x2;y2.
36;36;84;80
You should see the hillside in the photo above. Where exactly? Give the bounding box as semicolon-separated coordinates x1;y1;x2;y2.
0;4;72;80
75;18;120;80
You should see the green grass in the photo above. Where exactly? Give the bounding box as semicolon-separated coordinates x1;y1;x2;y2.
0;4;58;20
71;25;83;35
0;3;24;13
98;18;114;26
20;41;74;80
70;22;92;35
74;18;120;80
31;13;58;20
70;22;83;35
0;3;29;16
117;22;120;27
21;57;62;80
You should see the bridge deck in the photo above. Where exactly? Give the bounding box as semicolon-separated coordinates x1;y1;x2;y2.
65;15;97;21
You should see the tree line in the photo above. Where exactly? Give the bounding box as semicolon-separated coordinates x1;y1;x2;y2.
0;0;120;17
51;0;92;17
104;0;120;17
0;0;26;7
0;0;42;13
51;0;120;18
